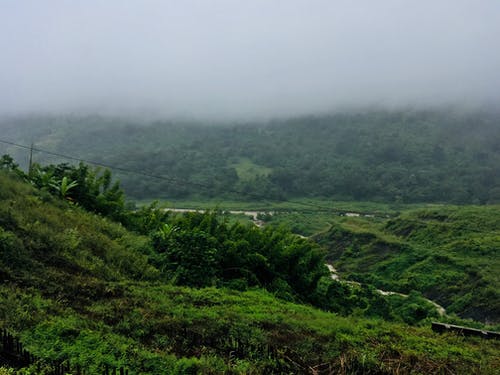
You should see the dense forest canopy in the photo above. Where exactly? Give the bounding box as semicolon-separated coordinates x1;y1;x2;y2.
1;109;499;204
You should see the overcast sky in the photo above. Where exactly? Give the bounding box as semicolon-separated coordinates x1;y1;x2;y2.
1;1;499;119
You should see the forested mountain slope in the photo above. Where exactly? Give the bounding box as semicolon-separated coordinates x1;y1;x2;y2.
1;169;499;373
1;109;499;203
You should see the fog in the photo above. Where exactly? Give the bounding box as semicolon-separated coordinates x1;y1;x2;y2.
1;1;499;120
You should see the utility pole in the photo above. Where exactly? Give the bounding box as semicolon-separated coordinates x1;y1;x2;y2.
28;142;34;176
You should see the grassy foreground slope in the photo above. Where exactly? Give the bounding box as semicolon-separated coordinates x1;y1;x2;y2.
314;206;500;324
0;172;499;374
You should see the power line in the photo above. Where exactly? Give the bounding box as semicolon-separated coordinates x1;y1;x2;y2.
0;138;208;190
0;138;341;212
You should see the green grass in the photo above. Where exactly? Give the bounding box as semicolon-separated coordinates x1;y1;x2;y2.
1;171;499;374
135;197;428;212
3;281;500;374
231;157;272;181
314;205;500;323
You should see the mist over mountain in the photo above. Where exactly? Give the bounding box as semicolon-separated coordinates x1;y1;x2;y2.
2;3;500;373
1;1;500;120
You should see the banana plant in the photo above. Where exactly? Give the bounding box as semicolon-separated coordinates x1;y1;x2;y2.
158;223;179;240
30;166;57;190
50;176;78;199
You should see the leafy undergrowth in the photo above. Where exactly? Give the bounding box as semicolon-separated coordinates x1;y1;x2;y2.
2;283;500;374
1;171;499;374
314;206;500;324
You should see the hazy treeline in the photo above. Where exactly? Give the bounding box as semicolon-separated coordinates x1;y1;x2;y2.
1;109;499;203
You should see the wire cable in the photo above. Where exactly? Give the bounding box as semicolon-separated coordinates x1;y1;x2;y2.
0;138;350;213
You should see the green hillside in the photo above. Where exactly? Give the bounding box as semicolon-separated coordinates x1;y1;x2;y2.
1;109;499;203
1;167;499;373
314;206;500;323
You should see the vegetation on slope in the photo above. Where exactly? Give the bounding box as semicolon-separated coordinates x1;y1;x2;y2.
0;158;441;323
1;109;499;203
314;206;500;323
1;163;499;373
4;282;499;374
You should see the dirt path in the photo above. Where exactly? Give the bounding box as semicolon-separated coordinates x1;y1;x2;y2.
325;263;446;316
164;208;271;227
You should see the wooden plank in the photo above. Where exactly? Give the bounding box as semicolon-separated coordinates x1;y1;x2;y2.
432;322;500;339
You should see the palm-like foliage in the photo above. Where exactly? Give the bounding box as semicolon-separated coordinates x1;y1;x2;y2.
30;166;57;191
26;162;125;218
50;176;78;198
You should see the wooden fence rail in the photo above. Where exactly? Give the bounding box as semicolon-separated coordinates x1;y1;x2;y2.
432;322;500;339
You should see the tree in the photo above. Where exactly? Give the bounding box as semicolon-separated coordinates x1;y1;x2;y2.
152;225;218;287
50;176;78;199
